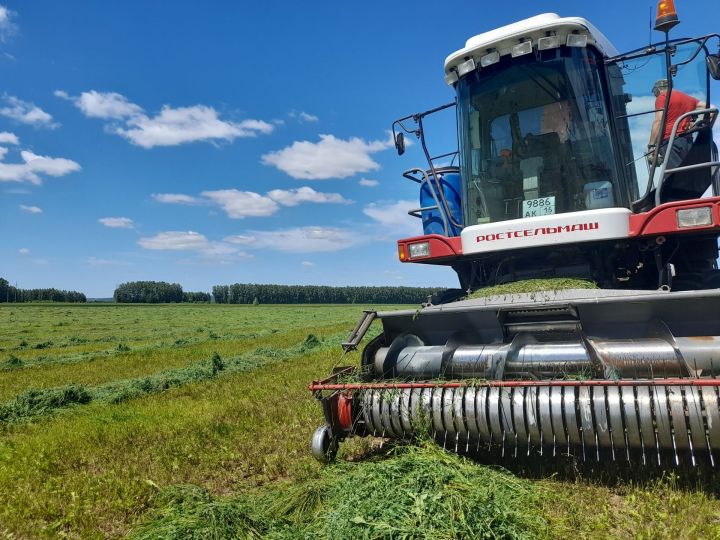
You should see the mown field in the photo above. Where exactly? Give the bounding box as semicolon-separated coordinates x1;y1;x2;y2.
1;303;719;538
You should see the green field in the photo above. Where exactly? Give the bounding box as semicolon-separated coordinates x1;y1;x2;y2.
1;304;719;538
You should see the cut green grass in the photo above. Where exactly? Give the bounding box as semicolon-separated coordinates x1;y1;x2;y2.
130;442;547;540
0;332;337;424
1;304;719;540
467;278;598;299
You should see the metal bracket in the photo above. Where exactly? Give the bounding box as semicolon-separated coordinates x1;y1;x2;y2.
342;310;377;352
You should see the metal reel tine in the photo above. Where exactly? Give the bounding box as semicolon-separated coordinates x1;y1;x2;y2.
595;433;600;462
706;433;715;467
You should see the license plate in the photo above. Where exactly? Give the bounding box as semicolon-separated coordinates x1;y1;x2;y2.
522;196;555;217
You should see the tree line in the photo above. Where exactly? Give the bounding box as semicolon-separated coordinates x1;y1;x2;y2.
211;283;441;304
0;278;87;303
113;281;211;303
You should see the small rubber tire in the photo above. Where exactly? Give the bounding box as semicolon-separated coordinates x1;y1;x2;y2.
311;425;338;463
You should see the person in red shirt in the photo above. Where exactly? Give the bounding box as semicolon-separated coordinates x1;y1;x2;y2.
647;79;706;170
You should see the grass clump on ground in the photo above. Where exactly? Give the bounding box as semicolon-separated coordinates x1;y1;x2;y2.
0;332;344;425
131;442;547;540
467;278;597;299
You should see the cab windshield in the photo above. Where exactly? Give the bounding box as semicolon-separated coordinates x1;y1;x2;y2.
457;46;617;225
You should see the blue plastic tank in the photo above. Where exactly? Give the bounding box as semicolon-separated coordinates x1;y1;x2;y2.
419;166;463;236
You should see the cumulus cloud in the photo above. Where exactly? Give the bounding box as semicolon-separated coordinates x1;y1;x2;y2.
19;204;42;214
0;5;17;42
261;134;393;179
18;247;29;254
155;186;351;218
137;230;247;260
266;186;352;206
118;107;274;148
245;226;362;253
289;110;319;123
0;131;18;144
57;90;274;148
0;149;81;184
98;217;134;229
201;189;279;219
151;193;202;205
223;234;256;245
55;89;142;119
363;199;420;237
138;231;210;251
359;178;379;187
0;96;57;128
141;224;367;258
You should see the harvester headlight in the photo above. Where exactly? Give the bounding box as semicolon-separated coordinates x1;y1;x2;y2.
511;40;533;58
444;70;459;85
456;58;476;78
676;206;713;228
538;35;560;50
480;51;500;67
408;241;430;259
566;33;588;47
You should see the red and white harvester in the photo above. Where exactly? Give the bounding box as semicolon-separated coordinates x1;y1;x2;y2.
310;3;720;466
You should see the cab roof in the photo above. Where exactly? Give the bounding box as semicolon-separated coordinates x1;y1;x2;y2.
444;13;618;80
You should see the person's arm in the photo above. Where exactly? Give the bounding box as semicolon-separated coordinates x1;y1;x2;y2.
648;109;663;149
689;101;716;128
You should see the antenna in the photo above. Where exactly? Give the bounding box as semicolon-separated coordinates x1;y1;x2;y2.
648;4;652;45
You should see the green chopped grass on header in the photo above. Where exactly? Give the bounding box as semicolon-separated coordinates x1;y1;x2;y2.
130;442;547;540
467;278;598;299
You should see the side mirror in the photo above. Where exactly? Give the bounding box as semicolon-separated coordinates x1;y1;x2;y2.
707;54;720;80
395;132;405;156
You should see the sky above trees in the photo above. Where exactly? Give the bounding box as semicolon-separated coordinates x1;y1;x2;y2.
2;1;718;296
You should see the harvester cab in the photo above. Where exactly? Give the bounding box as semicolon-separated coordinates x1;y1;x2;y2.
310;9;720;468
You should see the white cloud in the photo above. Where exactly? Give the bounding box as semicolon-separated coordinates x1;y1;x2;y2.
0;147;6;160
153;186;351;217
0;6;17;42
55;90;142;119
137;230;247;260
18;247;29;255
118;106;274;148
246;226;362;252
0;150;81;184
289;110;319;123
0;96;57;128
261;134;392;179
98;217;134;229
138;231;209;251
201;189;279;218
223;234;256;245
363;199;420;237
0;131;18;144
301;261;315;267
359;178;379;187
266;186;352;206
151;193;202;205
19;204;42;214
58;90;274;148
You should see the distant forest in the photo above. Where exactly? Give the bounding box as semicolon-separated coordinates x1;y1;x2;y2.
0;279;440;305
114;281;211;304
212;283;441;304
0;278;87;303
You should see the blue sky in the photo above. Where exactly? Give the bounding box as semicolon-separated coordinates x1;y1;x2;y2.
2;1;718;297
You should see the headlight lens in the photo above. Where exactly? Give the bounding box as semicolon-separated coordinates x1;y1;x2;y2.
408;242;430;259
676;207;713;228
